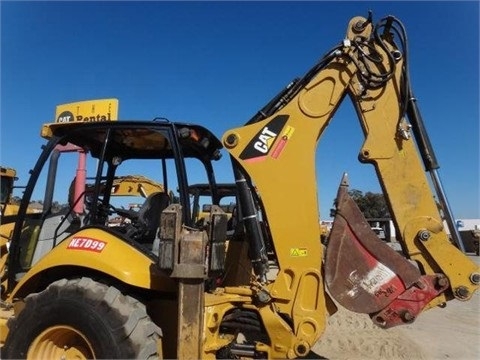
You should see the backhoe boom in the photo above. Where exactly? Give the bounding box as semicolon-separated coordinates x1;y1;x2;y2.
221;14;479;354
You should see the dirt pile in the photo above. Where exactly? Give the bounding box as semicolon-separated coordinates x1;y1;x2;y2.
312;306;426;360
312;256;480;360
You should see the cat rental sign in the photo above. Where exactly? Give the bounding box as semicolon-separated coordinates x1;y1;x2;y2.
55;98;119;123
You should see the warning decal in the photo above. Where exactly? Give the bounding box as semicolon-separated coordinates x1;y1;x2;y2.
271;125;295;159
290;247;308;257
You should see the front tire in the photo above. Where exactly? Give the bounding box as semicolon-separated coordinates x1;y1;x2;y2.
4;277;161;359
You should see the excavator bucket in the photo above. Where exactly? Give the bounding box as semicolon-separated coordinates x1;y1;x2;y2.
324;174;448;327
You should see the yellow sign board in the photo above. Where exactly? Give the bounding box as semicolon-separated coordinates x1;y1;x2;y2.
55;98;118;123
290;248;308;257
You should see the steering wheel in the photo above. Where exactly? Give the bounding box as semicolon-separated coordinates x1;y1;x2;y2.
110;205;139;221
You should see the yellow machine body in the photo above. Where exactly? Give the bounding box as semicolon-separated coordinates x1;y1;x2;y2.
1;15;478;360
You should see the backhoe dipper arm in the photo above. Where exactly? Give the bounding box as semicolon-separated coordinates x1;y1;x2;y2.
221;14;479;356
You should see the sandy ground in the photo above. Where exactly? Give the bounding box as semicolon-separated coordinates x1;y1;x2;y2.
311;256;480;360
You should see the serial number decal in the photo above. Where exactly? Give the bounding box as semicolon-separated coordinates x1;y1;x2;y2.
67;237;107;253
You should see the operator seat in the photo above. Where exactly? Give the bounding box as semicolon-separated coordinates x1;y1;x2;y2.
126;192;170;243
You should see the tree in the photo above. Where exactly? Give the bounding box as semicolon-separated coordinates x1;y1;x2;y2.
348;189;390;219
11;196;21;205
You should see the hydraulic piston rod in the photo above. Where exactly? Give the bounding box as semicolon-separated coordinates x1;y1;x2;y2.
407;96;465;252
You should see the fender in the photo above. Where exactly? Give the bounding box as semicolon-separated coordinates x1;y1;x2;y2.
7;228;176;301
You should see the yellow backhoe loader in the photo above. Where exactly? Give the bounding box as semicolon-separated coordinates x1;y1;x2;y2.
86;174;164;199
1;167;20;288
1;167;17;210
1;167;20;220
188;182;237;225
1;13;478;359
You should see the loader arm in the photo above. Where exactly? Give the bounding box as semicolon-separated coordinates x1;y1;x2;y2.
221;14;479;354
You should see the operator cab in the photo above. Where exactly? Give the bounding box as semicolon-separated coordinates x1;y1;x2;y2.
8;120;227;285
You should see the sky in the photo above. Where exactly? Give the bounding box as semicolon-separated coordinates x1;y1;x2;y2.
1;0;479;220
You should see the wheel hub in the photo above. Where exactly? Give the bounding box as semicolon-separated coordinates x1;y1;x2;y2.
28;325;94;360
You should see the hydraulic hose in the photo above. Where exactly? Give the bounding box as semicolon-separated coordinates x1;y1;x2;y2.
232;159;269;282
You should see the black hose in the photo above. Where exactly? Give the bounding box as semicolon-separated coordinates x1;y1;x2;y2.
245;44;343;125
